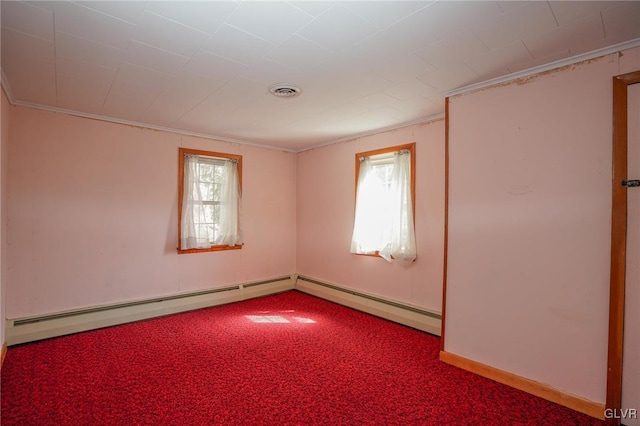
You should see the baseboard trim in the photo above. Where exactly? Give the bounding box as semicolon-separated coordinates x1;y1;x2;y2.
439;351;605;420
6;276;295;346
1;342;6;368
294;275;441;336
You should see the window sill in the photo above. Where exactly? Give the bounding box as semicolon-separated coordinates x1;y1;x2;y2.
353;252;415;262
354;251;382;258
177;244;243;254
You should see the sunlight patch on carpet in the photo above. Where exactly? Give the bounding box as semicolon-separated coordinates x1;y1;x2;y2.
245;315;316;324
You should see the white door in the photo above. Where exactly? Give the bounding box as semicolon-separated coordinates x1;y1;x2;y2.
623;82;640;426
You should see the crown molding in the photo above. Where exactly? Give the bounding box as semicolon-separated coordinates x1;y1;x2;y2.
446;38;640;98
2;96;299;153
296;113;445;153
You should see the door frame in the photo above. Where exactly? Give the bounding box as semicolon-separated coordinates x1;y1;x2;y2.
607;70;640;424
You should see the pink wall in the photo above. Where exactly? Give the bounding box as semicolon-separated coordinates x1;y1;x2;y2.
296;121;445;312
1;89;9;345
7;106;296;318
445;50;640;404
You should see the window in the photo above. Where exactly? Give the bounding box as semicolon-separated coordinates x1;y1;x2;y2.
350;143;416;263
178;148;242;254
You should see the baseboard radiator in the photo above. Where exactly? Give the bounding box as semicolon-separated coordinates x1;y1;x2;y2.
294;275;441;336
6;275;295;345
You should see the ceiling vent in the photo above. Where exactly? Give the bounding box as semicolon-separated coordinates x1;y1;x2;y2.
269;83;302;99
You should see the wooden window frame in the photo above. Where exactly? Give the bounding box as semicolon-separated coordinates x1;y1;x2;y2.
177;147;243;254
353;142;416;258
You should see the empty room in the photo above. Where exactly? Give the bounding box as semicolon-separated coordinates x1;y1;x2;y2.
1;1;639;424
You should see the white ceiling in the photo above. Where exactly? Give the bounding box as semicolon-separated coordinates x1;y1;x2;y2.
1;1;640;152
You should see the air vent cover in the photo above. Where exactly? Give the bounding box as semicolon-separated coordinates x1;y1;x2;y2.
269;83;302;99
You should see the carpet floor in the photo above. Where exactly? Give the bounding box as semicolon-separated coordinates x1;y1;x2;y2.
1;290;604;425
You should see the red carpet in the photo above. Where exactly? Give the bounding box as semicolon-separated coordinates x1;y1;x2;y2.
2;290;603;425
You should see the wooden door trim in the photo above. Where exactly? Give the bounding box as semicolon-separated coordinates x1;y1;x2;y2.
441;97;450;351
607;70;640;424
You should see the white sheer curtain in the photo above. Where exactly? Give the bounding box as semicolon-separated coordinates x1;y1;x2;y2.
181;155;242;250
350;157;391;255
181;154;210;250
379;151;416;263
214;159;242;247
350;150;416;264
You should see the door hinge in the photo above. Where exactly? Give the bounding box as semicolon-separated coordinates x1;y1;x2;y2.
622;179;640;187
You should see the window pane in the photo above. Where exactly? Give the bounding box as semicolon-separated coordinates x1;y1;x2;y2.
213;169;223;184
194;224;210;242
198;163;215;183
195;204;221;244
198;182;214;201
202;204;215;225
212;182;221;202
372;163;393;188
212;204;220;225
